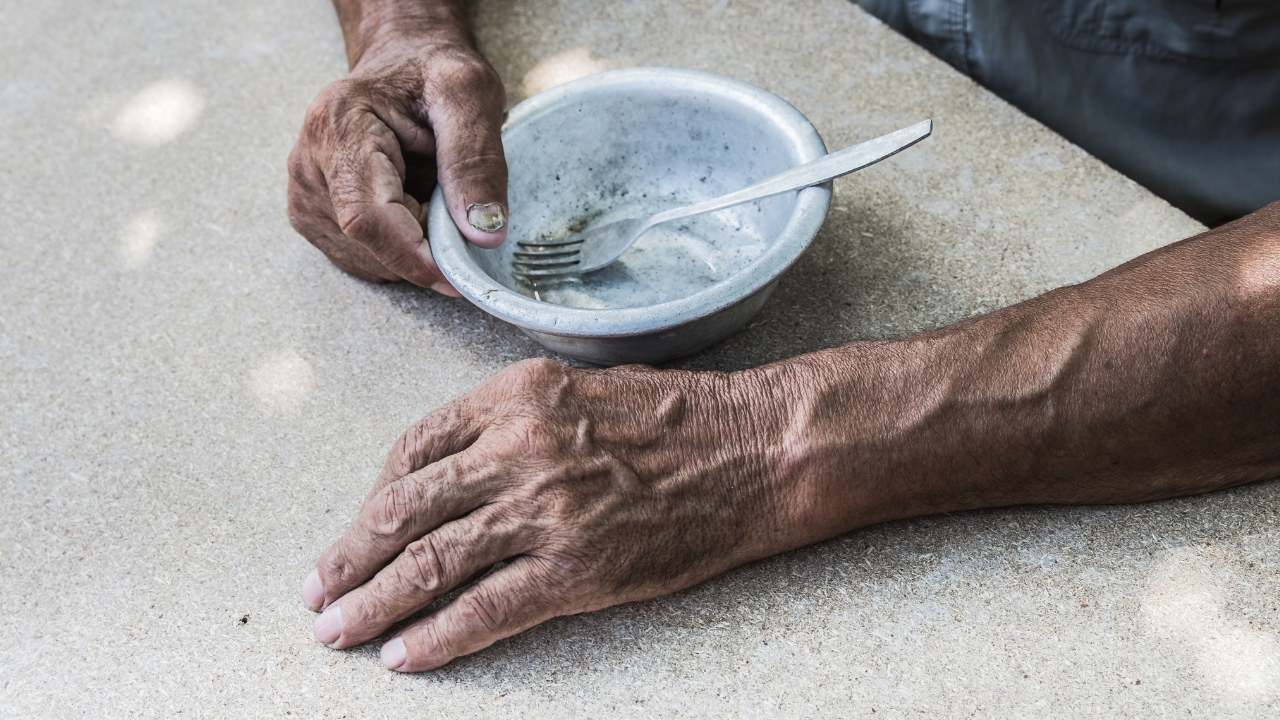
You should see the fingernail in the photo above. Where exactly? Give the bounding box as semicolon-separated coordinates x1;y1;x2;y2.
302;569;324;611
467;203;507;232
381;636;407;671
313;604;342;646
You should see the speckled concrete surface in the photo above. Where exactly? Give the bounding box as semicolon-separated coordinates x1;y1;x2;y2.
3;0;1276;717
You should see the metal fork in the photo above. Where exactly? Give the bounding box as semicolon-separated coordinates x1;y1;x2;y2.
512;119;932;280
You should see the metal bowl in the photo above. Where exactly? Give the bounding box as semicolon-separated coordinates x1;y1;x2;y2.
429;67;830;365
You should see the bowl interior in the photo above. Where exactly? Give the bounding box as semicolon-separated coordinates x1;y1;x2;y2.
470;78;808;309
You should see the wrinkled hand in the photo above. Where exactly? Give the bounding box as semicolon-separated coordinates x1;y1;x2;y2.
287;40;508;293
301;359;811;671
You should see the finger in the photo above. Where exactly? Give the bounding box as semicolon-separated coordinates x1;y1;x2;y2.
402;191;458;295
324;112;447;288
425;63;509;249
292;205;402;283
312;451;493;608
381;556;564;672
374;398;486;493
316;504;516;649
287;144;401;282
431;281;462;297
305;399;486;611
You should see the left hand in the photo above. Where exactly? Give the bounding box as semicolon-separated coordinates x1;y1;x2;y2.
286;38;508;292
301;358;811;672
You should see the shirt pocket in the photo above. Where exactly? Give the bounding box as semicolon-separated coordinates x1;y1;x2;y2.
1042;0;1280;64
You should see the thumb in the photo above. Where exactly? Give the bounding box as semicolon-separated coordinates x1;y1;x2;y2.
429;77;509;249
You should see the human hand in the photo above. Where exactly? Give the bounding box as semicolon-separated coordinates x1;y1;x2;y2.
301;359;821;671
286;38;507;293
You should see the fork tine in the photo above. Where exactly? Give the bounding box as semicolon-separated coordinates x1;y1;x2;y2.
512;256;580;268
513;249;579;260
517;237;584;248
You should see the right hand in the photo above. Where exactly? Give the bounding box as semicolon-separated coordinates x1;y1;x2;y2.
287;40;508;294
302;358;820;672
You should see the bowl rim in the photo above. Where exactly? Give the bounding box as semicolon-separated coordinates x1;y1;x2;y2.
429;67;830;339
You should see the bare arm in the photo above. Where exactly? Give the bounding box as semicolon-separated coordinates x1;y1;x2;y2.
303;202;1280;671
779;200;1280;542
287;0;507;292
331;0;473;67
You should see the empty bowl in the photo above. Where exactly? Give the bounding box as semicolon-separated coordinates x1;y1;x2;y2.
429;67;830;365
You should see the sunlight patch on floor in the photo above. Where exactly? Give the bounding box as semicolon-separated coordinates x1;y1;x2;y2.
112;78;205;147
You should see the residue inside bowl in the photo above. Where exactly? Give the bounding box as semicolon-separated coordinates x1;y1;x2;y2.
463;84;806;311
516;198;770;309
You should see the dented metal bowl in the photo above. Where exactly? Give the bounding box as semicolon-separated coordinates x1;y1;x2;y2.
429;67;830;365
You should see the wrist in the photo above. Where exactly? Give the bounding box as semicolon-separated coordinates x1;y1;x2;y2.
740;328;980;547
337;0;474;70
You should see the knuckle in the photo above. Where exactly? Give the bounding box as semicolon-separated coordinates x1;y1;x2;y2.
522;480;567;521
429;53;503;97
286;146;311;184
549;545;597;584
509;358;563;385
438;151;507;189
408;411;438;446
418;617;454;662
498;359;571;412
302;81;395;169
301;93;335;141
457;587;504;633
386;407;451;478
386;426;422;478
286;209;311;237
402;537;448;595
285;157;337;243
335;203;374;239
317;549;359;592
434;401;470;437
286;197;329;240
303;80;357;137
369;481;420;540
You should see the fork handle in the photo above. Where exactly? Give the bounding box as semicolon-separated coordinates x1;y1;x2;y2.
644;119;932;230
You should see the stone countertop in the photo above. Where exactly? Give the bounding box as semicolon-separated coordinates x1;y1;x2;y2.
2;0;1276;717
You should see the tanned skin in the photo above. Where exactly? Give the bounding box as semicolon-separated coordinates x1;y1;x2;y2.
286;0;507;293
289;0;1280;673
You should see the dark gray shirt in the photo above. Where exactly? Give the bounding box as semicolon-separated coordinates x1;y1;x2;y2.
852;0;1280;224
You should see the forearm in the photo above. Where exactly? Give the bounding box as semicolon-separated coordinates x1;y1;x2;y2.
768;201;1280;542
331;0;474;67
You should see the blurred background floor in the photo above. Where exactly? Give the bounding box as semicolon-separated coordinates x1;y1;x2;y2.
2;0;1276;717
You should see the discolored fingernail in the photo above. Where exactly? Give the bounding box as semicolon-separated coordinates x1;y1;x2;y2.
302;569;324;611
381;636;407;671
313;604;343;646
466;202;507;232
